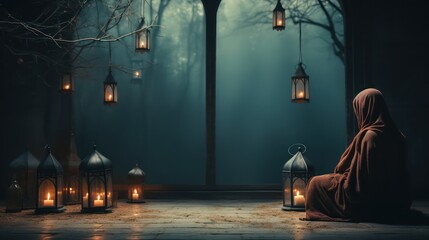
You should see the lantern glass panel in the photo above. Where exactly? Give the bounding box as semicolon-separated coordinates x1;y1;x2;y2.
60;73;73;91
65;176;79;203
90;177;105;208
106;173;113;207
283;176;291;206
39;179;56;208
292;178;306;207
82;176;89;208
128;184;144;202
57;177;63;206
104;83;117;103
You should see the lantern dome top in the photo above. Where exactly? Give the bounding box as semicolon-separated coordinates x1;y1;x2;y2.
283;147;314;173
293;63;309;78
273;0;285;12
80;145;112;171
38;146;63;174
104;68;116;84
128;164;145;178
9;150;40;170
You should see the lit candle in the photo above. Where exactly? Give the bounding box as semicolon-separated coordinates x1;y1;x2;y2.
293;190;305;207
94;194;104;207
108;94;113;101
69;187;75;196
64;84;70;90
140;41;145;48
43;192;54;207
135;71;140;77
132;189;139;200
278;20;282;25
298;92;304;98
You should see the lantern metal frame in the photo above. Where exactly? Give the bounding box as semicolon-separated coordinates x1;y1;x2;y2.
35;146;65;214
291;21;310;103
80;145;113;213
282;144;314;211
273;0;286;31
127;164;146;203
135;17;150;53
6;179;23;213
59;72;74;92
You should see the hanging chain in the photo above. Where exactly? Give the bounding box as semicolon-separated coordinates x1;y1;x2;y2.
108;41;112;70
299;21;302;64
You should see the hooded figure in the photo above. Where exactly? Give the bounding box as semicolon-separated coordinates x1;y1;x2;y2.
305;88;411;221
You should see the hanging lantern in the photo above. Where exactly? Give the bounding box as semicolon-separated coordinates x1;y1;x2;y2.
6;178;23;213
8;150;40;209
104;68;118;105
135;18;150;53
282;144;314;211
291;21;310;103
133;69;143;80
273;0;285;31
59;72;74;92
35;146;65;213
127;164;145;203
80;145;113;213
291;63;310;103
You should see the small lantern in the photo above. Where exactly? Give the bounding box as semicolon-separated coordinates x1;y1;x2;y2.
35;146;65;213
55;131;81;205
133;69;143;80
135;18;150;52
80;145;113;213
282;144;314;211
6;178;23;213
60;72;74;92
291;63;310;103
8;150;40;209
273;0;285;31
127;164;145;203
104;68;118;105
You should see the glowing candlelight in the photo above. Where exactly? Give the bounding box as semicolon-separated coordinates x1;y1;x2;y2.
140;41;145;48
83;192;88;203
293;190;305;207
43;192;54;207
94;194;104;207
132;189;139;200
108;94;113;101
298;92;304;98
278;20;282;25
64;84;70;90
135;71;140;77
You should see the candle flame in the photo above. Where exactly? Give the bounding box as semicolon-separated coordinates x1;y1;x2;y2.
296;191;300;196
64;84;70;90
140;41;145;48
47;192;51;200
86;193;88;197
135;71;140;77
134;189;137;194
298;92;304;98
278;20;282;25
108;94;113;101
69;187;73;191
97;194;100;201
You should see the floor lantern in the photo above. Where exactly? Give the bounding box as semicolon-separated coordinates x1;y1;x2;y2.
80;145;113;213
282;143;314;211
8;150;40;209
35;146;65;213
127;164;145;203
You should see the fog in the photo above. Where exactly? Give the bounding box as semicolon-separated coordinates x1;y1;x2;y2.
74;0;345;186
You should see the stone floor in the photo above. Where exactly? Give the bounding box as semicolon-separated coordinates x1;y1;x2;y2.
1;199;429;239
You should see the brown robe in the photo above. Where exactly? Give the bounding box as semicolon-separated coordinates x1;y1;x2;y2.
305;88;411;221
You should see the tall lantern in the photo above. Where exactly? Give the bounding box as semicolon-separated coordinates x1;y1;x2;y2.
127;164;145;203
291;21;310;103
135;17;150;52
80;145;113;213
35;146;65;213
59;72;74;92
282;144;314;211
8;150;40;209
273;0;285;31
